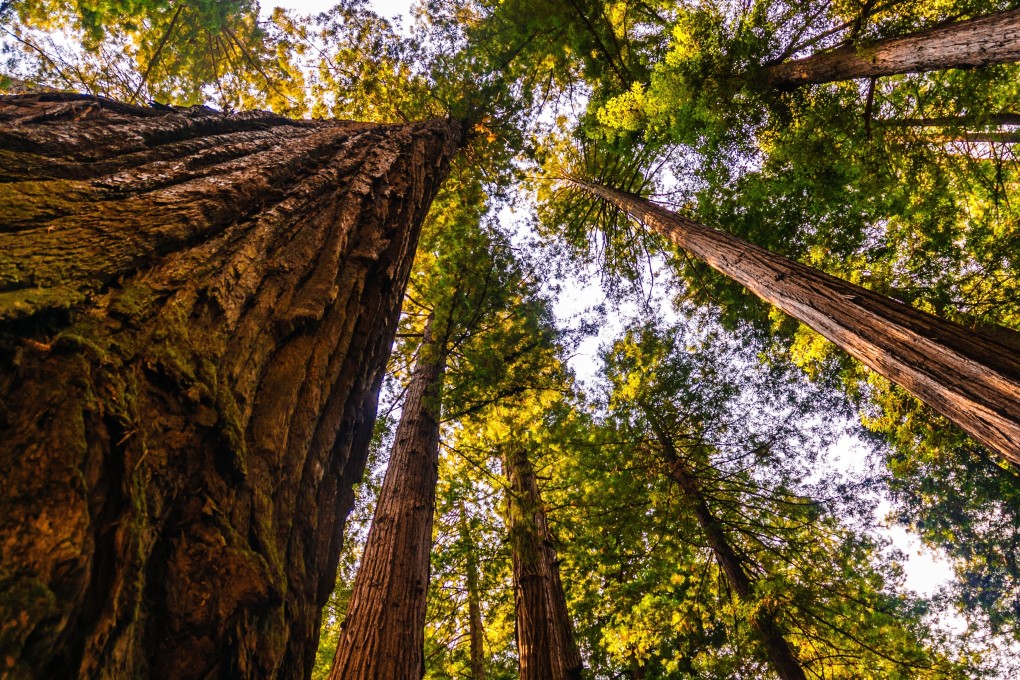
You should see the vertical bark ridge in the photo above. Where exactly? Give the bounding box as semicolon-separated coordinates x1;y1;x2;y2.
570;179;1020;466
0;93;463;679
764;9;1020;86
504;443;583;680
328;320;448;680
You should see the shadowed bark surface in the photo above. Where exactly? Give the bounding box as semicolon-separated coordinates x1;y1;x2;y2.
505;443;583;680
0;93;462;679
570;179;1020;466
765;9;1020;86
329;322;447;680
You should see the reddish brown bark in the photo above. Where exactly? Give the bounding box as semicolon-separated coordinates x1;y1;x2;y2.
504;444;582;680
570;179;1020;466
328;323;447;680
0;93;462;679
765;9;1020;87
644;410;807;680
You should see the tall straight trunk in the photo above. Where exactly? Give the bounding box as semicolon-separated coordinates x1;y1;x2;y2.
0;93;462;679
504;443;583;680
459;507;487;680
765;9;1020;87
329;323;447;680
570;179;1020;465
643;410;807;680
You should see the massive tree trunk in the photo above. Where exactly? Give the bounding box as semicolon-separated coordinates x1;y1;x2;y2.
765;9;1020;87
504;443;583;680
569;179;1020;466
643;410;807;680
0;93;463;679
329;323;447;680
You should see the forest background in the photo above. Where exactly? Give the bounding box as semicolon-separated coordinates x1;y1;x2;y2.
2;0;1020;678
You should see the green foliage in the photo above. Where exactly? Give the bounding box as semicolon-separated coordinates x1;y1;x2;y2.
549;313;970;677
10;0;1020;673
3;0;308;113
528;0;1020;652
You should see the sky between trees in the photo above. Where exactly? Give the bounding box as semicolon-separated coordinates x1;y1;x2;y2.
3;0;1020;678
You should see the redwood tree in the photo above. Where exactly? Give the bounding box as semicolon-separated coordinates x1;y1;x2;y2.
329;322;448;680
567;178;1020;466
763;8;1020;87
0;93;462;679
504;442;583;680
642;408;807;680
460;506;488;680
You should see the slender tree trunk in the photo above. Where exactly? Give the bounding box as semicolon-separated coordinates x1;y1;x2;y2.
569;179;1020;465
877;114;1020;142
643;410;807;680
878;113;1020;128
504;443;583;680
934;131;1020;144
0;93;462;679
459;507;487;680
329;321;447;680
765;9;1020;87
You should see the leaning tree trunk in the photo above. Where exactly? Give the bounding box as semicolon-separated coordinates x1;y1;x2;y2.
329;323;447;680
569;179;1020;466
504;443;583;680
0;93;462;679
765;9;1020;87
644;411;807;680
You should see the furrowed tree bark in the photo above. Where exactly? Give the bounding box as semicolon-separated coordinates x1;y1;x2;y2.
765;9;1020;87
643;409;807;680
504;443;582;680
569;179;1020;466
0;93;463;679
329;321;447;680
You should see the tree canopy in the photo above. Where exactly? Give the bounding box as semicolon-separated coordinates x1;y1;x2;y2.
4;0;1020;677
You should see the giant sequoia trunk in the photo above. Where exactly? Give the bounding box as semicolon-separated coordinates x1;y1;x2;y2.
643;411;807;680
0;93;462;679
570;179;1020;466
329;325;447;680
765;9;1020;87
504;443;583;680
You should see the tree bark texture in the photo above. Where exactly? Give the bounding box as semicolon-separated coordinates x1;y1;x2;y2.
328;323;447;680
504;444;583;680
765;9;1020;87
0;93;463;679
644;411;807;680
571;179;1020;466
